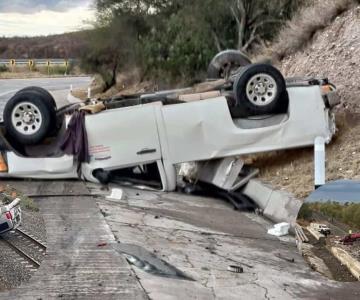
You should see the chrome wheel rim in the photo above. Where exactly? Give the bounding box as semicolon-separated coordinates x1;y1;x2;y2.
11;102;42;135
246;74;277;106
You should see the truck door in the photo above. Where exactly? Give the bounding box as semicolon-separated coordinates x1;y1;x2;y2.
85;104;161;170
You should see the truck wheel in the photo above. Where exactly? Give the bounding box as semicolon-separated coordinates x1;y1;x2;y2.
207;50;251;79
233;64;288;116
17;86;64;133
16;86;56;108
4;91;56;145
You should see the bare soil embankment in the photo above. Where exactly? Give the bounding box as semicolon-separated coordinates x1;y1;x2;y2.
253;1;360;198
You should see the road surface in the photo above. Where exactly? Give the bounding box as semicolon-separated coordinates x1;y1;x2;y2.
0;76;92;120
0;180;359;299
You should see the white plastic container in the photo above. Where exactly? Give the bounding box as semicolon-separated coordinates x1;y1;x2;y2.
267;222;290;237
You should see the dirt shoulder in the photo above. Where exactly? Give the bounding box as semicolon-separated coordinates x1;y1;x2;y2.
249;112;360;199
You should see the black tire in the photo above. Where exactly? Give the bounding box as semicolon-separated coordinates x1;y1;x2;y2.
17;86;64;133
16;86;56;108
4;91;56;145
207;50;251;79
232;64;288;116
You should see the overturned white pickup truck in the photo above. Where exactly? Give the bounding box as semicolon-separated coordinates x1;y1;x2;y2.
0;52;339;192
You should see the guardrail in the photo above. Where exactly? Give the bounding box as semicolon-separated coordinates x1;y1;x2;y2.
0;59;76;67
0;59;77;75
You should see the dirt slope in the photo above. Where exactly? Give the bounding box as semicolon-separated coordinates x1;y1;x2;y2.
280;6;360;112
254;2;360;198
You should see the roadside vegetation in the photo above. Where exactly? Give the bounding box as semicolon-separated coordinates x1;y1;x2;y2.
299;202;360;230
0;64;76;78
270;0;358;61
81;0;303;89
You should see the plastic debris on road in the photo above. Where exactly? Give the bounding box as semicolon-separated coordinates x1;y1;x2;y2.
106;188;125;200
267;222;290;237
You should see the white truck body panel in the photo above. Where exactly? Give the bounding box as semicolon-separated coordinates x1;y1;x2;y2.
2;85;336;191
162;86;333;164
85;104;161;170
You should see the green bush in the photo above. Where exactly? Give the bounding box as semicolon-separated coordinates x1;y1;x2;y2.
82;0;303;89
51;65;70;75
305;202;360;230
0;65;8;72
298;203;313;220
37;64;73;76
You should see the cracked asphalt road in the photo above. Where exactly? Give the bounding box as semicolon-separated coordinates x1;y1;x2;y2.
0;180;358;299
95;185;360;300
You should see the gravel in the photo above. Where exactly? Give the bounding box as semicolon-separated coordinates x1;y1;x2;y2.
306;233;357;282
0;279;8;293
341;242;360;260
0;198;46;292
254;5;360;199
0;240;34;289
20;209;47;244
280;5;360;113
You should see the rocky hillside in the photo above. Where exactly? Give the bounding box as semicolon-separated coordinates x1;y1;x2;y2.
280;5;360;112
253;0;360;198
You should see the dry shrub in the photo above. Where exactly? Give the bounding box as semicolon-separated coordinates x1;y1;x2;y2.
271;0;355;61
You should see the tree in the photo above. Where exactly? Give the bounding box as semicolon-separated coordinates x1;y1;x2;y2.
84;0;302;88
219;0;302;51
81;16;138;89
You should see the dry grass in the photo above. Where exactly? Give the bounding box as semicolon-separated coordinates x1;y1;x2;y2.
269;0;356;62
0;72;53;79
72;69;158;101
0;70;84;79
247;112;360;199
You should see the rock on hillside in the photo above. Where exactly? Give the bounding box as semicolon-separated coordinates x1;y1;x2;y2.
280;6;360;112
254;2;360;199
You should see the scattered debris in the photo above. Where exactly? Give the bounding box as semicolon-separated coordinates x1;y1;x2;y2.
267;223;290;237
243;179;303;225
294;224;309;243
275;253;295;263
106;188;125;200
338;233;360;245
181;181;258;211
227;265;244;273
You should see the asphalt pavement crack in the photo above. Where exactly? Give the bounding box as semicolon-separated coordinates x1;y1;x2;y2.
253;273;270;300
132;270;152;300
202;273;217;300
184;254;195;268
213;251;254;269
